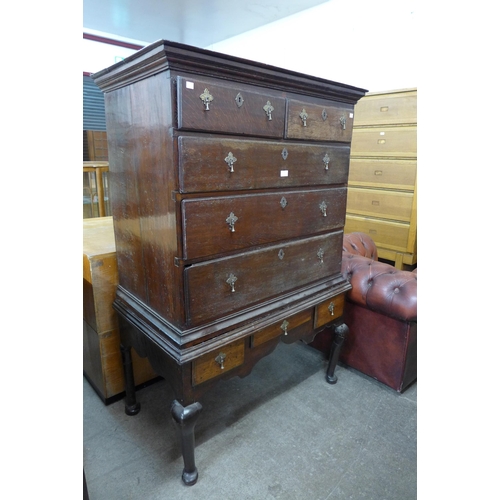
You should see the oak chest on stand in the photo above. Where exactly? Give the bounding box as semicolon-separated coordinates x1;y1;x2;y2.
93;40;366;485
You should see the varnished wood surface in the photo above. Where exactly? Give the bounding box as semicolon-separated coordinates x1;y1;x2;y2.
178;136;350;193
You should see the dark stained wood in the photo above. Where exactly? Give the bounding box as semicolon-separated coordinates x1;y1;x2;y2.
92;39;366;485
178;136;350;193
181;188;347;260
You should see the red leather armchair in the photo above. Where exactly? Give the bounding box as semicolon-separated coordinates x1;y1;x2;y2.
311;232;417;392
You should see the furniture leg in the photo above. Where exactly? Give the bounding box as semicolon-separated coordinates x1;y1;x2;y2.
120;344;141;416
326;322;349;384
171;400;203;486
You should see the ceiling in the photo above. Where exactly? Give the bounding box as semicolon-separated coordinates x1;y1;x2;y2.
83;0;330;47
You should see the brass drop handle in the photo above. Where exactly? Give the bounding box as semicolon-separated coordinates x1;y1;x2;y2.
215;352;226;369
339;115;346;130
281;320;289;336
323;153;330;170
200;88;214;110
226;273;237;292
317;248;325;263
328;302;335;316
226;212;238;232
319;201;327;217
263;101;274;121
300;108;308;127
225;152;237;172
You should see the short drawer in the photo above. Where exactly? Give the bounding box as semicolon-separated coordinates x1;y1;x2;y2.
350;126;417;157
178;136;350;193
184;231;343;326
314;294;344;329
251;308;313;347
344;215;410;253
353;90;417;127
348;158;417;191
177;76;286;138
286;98;354;142
181;187;347;260
346;187;414;222
192;338;245;386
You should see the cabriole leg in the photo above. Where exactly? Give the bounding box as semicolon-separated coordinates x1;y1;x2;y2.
326;322;349;384
171;400;203;486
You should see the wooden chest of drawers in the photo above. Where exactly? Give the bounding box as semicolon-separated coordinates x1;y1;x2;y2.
93;40;366;485
345;88;417;269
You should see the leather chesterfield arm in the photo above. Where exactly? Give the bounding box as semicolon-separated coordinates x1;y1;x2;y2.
342;233;417;322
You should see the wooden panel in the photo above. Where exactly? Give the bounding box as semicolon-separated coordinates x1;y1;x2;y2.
181;187;347;260
286;99;354;142
185;231;343;326
178;136;350;193
192;338;245;385
353;89;417;127
346;187;414;222
177;76;286;138
314;294;345;328
344;215;410;253
348;158;417;191
252;308;313;347
350;126;417;157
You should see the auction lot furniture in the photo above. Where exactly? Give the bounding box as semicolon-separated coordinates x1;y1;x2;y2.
93;40;366;485
83;217;158;403
345;88;417;269
311;232;417;392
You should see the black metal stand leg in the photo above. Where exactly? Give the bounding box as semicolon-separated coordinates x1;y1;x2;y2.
326;322;349;384
120;344;141;416
171;400;203;486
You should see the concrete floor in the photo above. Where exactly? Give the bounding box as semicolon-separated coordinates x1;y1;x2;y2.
83;341;417;500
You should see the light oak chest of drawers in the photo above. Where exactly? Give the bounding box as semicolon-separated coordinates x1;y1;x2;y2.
93;40;366;485
345;88;417;269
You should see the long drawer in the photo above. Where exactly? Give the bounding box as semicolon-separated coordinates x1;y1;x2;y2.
184;231;343;326
348;158;417;191
181;187;347;260
344;215;410;253
177;76;286;138
285;98;354;142
178;136;350;193
350;126;417;157
346;187;414;222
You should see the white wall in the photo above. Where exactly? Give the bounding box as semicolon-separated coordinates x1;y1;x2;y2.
207;0;417;92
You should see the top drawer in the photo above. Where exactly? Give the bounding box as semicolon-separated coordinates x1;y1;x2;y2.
353;90;417;127
286;99;354;142
177;76;286;138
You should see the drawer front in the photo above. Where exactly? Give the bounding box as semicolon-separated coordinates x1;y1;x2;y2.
178;136;350;193
350;126;417;157
185;231;343;326
344;215;410;253
192;338;245;386
252;308;313;347
346;187;414;222
353;91;417;127
177;76;286;138
314;294;344;329
348;158;417;191
286;99;354;142
181;187;347;260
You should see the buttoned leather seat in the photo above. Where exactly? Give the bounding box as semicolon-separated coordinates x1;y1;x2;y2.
311;232;417;392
